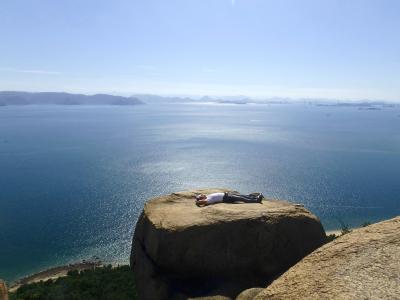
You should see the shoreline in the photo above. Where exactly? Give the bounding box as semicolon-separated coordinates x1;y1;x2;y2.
8;260;104;293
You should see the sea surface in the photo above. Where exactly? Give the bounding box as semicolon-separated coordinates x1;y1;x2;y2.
1;103;400;281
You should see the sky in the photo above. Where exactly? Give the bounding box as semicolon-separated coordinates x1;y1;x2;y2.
1;0;400;101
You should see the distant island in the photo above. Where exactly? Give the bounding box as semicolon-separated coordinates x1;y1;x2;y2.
132;94;292;105
0;91;144;106
132;94;400;108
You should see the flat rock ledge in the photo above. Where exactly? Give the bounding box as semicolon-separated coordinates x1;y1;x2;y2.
130;189;326;299
254;216;400;300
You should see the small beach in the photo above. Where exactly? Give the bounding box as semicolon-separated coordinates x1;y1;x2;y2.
8;260;103;292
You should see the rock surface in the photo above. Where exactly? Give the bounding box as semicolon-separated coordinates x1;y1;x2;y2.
131;189;326;300
254;216;400;300
0;280;8;300
188;296;232;300
235;288;264;300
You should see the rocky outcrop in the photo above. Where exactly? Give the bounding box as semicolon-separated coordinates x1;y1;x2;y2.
130;189;326;299
254;216;400;300
0;280;8;300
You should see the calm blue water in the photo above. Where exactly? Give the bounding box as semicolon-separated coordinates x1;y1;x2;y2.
1;103;400;281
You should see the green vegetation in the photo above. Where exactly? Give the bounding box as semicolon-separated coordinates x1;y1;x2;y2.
340;224;352;235
326;233;337;242
334;218;352;236
327;220;374;243
9;265;137;300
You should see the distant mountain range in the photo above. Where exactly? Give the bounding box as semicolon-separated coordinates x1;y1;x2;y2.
1;92;397;108
132;94;257;104
132;94;195;104
0;92;144;106
133;94;399;107
132;94;294;105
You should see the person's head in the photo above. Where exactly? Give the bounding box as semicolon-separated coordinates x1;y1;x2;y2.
195;194;208;207
196;194;207;201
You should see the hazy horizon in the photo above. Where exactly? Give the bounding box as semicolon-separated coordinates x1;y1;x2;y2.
1;90;399;104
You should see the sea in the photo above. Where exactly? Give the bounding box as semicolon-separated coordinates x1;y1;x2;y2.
1;102;399;282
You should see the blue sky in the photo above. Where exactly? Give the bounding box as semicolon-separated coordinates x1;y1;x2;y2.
1;0;400;100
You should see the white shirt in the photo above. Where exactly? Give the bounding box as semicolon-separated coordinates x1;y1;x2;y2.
206;192;225;204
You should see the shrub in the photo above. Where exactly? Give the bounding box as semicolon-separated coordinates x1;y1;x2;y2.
362;221;372;227
326;233;337;242
335;217;352;236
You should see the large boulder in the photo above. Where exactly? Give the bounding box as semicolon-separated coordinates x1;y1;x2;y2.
254;216;400;300
130;189;326;299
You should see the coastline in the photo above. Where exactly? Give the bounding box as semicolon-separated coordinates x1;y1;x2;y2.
8;260;103;293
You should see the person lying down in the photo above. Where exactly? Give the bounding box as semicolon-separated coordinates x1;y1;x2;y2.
195;192;264;207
